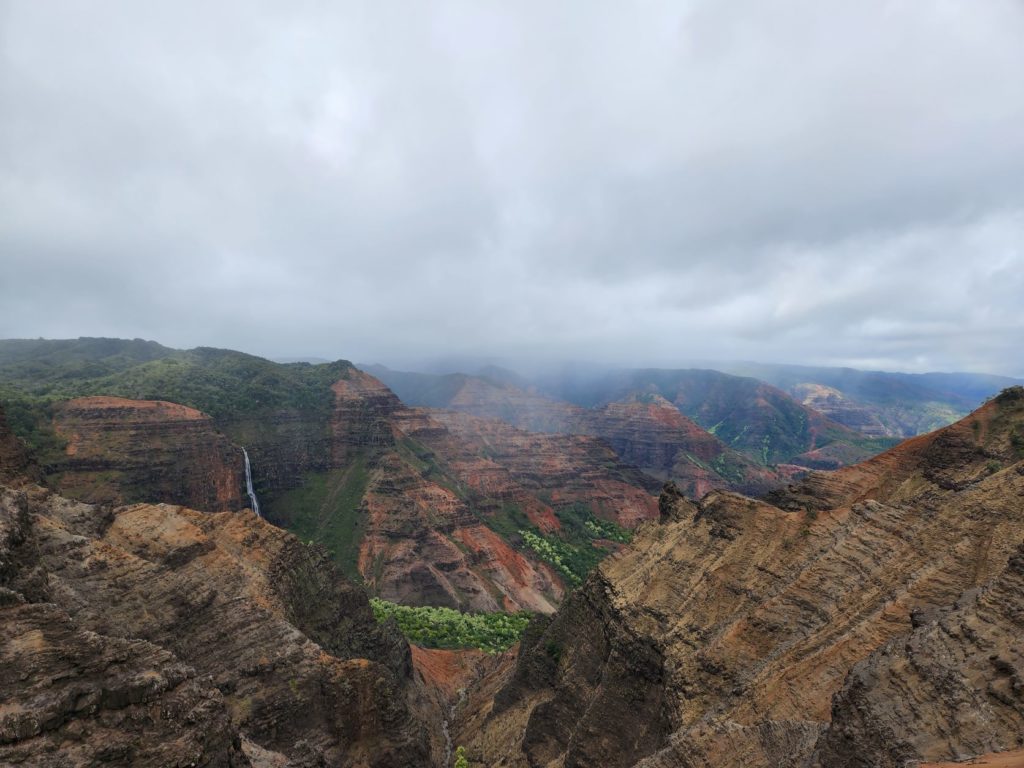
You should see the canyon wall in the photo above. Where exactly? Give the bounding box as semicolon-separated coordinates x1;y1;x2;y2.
457;387;1024;767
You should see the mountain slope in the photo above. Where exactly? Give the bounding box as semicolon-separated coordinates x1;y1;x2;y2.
0;484;433;766
369;366;786;495
0;340;662;611
458;387;1024;768
536;366;896;468
717;361;1023;437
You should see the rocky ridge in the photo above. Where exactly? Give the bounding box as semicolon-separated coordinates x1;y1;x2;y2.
457;387;1024;767
48;396;247;511
372;368;786;496
0;480;433;766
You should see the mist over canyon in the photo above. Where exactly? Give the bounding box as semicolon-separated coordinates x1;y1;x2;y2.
1;337;1024;766
2;1;1023;765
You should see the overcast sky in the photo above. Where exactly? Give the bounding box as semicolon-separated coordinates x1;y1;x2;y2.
2;1;1023;375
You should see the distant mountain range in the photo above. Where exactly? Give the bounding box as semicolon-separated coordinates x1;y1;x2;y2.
4;337;1024;767
2;336;1017;615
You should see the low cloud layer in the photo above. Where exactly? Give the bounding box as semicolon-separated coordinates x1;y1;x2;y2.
2;1;1023;374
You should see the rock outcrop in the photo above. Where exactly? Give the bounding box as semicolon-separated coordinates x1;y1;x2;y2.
305;371;661;612
0;483;432;767
372;368;787;497
457;387;1024;767
0;403;33;483
812;542;1024;767
48;396;247;511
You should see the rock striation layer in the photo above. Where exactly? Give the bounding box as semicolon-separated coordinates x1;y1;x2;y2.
0;482;432;767
49;396;247;511
304;370;661;612
458;387;1024;768
372;368;786;497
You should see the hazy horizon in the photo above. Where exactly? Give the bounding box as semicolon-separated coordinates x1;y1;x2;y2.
2;2;1023;376
3;334;1023;381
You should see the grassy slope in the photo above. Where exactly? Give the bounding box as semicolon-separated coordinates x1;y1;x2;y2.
0;338;352;452
268;457;371;582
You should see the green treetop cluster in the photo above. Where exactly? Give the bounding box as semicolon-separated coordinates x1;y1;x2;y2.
369;598;531;654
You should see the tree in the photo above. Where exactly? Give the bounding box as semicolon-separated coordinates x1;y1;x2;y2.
453;745;469;768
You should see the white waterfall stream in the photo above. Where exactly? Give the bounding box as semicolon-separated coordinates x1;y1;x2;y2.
242;447;261;517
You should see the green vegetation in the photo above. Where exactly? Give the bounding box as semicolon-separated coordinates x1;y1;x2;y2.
1011;427;1024;458
0;347;350;420
0;338;354;454
519;529;585;585
271;458;371;581
369;598;530;653
453;745;469;768
483;501;631;588
584;518;631;543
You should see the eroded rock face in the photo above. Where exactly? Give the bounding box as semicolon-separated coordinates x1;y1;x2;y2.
0;404;33;483
0;601;247;767
48;396;247;511
387;373;789;496
282;370;662;612
458;388;1024;768
812;542;1024;767
0;485;432;767
580;395;782;498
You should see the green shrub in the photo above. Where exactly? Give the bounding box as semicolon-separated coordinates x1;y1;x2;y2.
369;598;530;654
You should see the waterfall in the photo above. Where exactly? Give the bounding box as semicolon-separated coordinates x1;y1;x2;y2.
242;447;261;517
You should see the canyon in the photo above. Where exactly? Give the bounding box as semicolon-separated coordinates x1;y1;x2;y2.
3;339;1024;767
0;473;435;766
0;344;663;612
370;367;794;494
455;386;1024;767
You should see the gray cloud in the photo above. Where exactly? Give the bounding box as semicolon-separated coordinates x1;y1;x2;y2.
1;0;1022;375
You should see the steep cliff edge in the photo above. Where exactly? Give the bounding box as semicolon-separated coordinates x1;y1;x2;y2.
270;369;661;612
458;387;1024;767
0;403;34;483
370;367;791;494
0;484;432;767
48;396;248;510
812;542;1024;767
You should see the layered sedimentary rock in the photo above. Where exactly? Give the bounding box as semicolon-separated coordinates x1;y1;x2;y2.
374;368;786;496
0;483;432;767
458;387;1024;768
579;395;783;497
791;382;895;438
0;404;33;483
48;396;247;511
315;371;660;612
405;409;660;528
813;542;1024;767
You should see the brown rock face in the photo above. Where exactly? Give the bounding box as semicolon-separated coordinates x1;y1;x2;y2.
49;396;247;511
270;369;662;612
812;542;1024;767
580;395;782;497
0;485;432;767
458;387;1024;768
0;601;246;767
408;409;660;529
398;374;787;496
0;403;33;483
